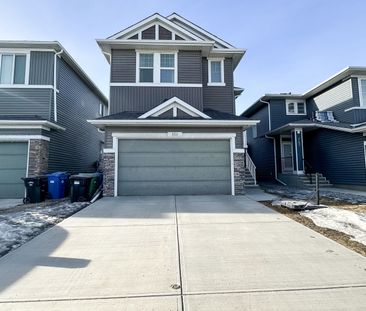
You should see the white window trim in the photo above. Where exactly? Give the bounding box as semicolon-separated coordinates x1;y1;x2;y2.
207;58;225;86
136;50;178;84
358;77;366;107
0;51;30;85
364;141;366;168
111;132;237;196
285;99;307;115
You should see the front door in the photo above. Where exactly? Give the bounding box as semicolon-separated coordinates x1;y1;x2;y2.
281;140;293;172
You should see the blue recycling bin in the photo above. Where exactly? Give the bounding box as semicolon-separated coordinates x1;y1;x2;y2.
47;172;69;199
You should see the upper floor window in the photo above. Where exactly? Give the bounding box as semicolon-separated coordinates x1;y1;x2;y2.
0;53;28;85
358;78;366;107
137;51;177;84
208;58;225;86
286;100;306;115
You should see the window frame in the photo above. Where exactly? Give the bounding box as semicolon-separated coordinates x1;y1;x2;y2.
358;77;366;107
0;50;30;86
207;57;225;86
285;99;307;115
136;50;178;85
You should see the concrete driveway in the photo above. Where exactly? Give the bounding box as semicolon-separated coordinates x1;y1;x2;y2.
0;195;365;310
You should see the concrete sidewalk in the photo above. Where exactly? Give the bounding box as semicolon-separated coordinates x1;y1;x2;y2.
0;195;365;310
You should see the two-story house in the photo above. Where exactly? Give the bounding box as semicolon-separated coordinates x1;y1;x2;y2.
0;41;108;199
89;13;259;196
242;67;366;190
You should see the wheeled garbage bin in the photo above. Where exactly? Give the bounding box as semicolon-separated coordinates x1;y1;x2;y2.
47;172;69;199
78;172;103;198
22;176;48;204
69;175;92;203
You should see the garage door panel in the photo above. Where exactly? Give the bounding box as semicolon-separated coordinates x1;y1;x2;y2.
119;166;231;182
119;140;230;153
118;181;231;196
0;142;28;199
119;152;230;167
118;139;231;196
0;155;28;169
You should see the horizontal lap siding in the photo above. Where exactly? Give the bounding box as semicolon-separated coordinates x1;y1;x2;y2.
29;51;54;85
202;58;234;114
110;86;203;113
0;88;52;119
304;129;366;186
48;58;104;173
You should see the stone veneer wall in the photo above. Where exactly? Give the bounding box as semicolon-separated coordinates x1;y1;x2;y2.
102;152;115;196
28;139;49;176
234;152;245;195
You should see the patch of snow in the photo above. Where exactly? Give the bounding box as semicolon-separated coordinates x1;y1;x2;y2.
0;199;22;211
0;201;88;257
301;207;366;245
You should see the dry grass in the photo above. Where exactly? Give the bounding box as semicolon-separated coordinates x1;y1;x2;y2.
261;201;366;257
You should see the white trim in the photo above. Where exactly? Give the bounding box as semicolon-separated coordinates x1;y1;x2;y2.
364;141;366;169
0;51;30;85
207;58;225;86
344;106;366;112
0;120;65;131
358;78;366;107
167;13;236;49
292;128;304;175
138;96;211;119
110;82;202;87
26;141;30;178
89;119;259;128
112;132;236;139
0;135;50;141
112;132;236;197
103;148;115;153
233;148;245;153
0;125;50;131
107;13;202;41
136;51;178;84
285;99;307;115
0;84;54;89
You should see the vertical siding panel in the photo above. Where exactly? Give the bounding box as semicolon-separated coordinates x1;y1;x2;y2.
29;51;54;85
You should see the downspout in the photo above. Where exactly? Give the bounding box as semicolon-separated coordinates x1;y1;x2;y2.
53;50;63;122
261;99;286;185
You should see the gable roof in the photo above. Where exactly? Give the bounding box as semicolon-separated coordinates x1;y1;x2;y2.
97;13;246;69
138;97;211;119
107;13;202;41
0;41;108;104
167;13;236;49
242;66;366;117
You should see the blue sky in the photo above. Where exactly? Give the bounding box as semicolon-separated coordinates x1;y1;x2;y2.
1;0;366;113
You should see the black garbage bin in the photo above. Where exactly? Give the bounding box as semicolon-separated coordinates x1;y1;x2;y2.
69;175;92;203
22;176;48;204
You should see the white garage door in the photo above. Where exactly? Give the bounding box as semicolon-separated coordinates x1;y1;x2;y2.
118;139;231;195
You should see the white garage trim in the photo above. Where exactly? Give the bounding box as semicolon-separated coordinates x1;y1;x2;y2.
111;132;237;196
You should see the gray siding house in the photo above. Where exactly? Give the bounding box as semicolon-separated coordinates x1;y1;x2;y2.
89;13;258;196
0;41;108;198
242;67;366;190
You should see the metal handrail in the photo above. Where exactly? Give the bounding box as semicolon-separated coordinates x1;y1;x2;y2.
245;151;257;185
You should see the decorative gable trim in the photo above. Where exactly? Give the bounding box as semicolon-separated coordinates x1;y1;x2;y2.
138;97;211;119
167;13;236;49
108;13;202;41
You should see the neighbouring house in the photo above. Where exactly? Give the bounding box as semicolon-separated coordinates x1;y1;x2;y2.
89;13;259;196
0;41;108;199
242;67;366;190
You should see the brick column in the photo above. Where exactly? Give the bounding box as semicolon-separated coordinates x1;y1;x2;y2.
102;152;115;196
28;139;49;176
234;152;245;195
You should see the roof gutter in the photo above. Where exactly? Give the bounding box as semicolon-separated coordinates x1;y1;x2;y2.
0;120;65;131
53;49;63;122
